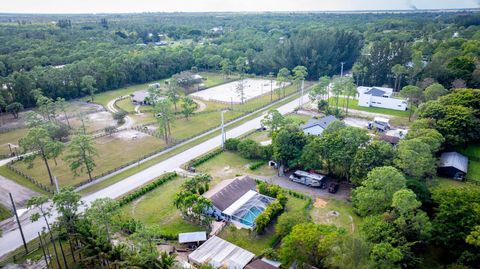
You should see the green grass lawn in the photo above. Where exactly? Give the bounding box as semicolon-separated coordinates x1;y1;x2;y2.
467;160;480;183
0;128;27;157
116;98;139;113
327;97;410;117
310;198;362;234
453;144;480;183
219;195;309;255
195;151;276;185
0;203;11;222
286;113;311;125
120;176;201;235
13;133;166;188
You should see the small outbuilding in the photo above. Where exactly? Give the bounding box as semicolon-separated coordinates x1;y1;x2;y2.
188;236;255;269
438;152;468;180
178;231;207;248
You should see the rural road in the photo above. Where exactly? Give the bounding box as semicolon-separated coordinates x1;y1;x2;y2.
0;93;308;259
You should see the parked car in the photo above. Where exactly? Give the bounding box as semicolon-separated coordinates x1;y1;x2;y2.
328;182;339;193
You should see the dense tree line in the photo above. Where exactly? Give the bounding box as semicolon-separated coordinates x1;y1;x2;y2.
1;11;478;109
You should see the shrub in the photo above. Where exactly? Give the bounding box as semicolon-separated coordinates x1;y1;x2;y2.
118;172;177;207
249;160;265;171
113;111;127;124
260;144;273;160
188;148;223;168
237;139;261;159
225;138;241;151
255;200;285;234
120;218;142;234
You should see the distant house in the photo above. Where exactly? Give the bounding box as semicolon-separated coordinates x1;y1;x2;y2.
188;236;255;269
357;86;407;111
210;26;224;35
301;115;338;136
131;90;164;105
438;152;469;180
203;176;274;228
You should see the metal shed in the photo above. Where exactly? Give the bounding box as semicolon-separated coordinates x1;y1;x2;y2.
438;152;469;180
188;236;255;269
178;231;207;244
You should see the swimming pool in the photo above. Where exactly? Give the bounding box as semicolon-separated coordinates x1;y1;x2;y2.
239;207;263;227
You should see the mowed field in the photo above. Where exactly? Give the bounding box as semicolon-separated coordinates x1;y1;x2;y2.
0;128;27;157
13;130;165;188
195;151;276;184
120;176;201;235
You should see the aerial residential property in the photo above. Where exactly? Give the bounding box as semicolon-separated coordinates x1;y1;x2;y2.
0;1;479;269
203;176;275;228
357;86;408;111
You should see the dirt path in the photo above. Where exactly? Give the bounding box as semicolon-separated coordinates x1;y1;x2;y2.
106;96;134;129
192;98;207;113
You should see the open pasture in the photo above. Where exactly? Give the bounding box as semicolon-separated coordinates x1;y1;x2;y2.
190;79;287;104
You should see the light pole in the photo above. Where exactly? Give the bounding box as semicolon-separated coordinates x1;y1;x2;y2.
341;62;345;77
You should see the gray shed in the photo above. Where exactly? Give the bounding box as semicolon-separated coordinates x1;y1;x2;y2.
438;152;468;180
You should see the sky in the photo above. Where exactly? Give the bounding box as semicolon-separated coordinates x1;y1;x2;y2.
0;0;478;14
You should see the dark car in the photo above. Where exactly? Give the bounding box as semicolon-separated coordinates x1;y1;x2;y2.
328;182;339;193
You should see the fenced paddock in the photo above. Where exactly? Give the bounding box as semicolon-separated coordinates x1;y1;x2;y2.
190;79;287;104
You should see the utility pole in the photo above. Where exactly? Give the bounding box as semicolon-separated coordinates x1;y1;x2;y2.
221;110;226;149
341;62;345;77
9;193;28;254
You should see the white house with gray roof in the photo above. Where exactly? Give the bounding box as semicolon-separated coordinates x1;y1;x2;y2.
357;86;407;111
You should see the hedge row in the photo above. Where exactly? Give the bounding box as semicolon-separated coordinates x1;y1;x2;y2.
249;160;265;171
255;200;285;234
187;148;223;168
117;172;177;207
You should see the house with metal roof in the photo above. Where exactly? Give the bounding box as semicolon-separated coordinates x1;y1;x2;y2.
438;152;469;180
203;176;274;228
188;236;255;269
301;115;338;136
357;86;407;111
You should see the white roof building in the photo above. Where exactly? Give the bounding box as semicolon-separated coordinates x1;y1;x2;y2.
357;86;407;111
178;231;207;244
188;236;255;269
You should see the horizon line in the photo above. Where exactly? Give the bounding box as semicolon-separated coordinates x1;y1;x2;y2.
0;7;479;16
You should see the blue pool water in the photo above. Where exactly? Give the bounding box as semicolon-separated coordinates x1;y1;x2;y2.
240;207;263;227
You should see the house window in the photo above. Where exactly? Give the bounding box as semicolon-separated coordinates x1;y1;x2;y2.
398;105;401;107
